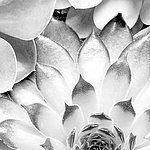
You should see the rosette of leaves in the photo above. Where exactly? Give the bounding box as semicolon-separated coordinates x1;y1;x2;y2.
0;11;149;150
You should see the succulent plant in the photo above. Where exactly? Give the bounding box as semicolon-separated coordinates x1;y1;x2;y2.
0;1;150;150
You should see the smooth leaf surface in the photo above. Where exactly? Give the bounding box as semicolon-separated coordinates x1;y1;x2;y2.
0;38;17;93
35;36;79;91
43;18;81;60
55;0;71;9
36;63;71;116
0;0;56;40
94;0;142;29
0;32;36;82
78;30;110;97
100;14;133;64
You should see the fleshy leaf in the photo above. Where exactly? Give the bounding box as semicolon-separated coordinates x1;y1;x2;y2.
72;75;98;120
77;30;110;97
93;0;143;29
88;113;113;129
120;28;150;99
41;138;66;150
43;18;81;60
9;78;46;106
36;63;71;116
0;97;31;124
133;80;150;117
23;103;66;143
100;55;131;114
0;119;46;150
110;99;136;135
66;7;100;38
100;13;133;64
130;109;150;145
0;32;36;82
0;38;17;93
35;36;79;91
62;103;85;134
140;0;150;25
55;0;71;9
0;0;56;40
68;0;102;9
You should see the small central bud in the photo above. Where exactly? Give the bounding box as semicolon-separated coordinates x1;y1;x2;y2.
80;127;116;150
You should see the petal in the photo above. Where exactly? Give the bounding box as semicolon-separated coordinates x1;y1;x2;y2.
100;14;133;64
88;113;113;129
55;0;71;9
77;30;110;97
41;138;66;150
120;28;150;99
9;78;46;106
0;119;46;149
0;0;56;40
93;0;142;29
110;99;136;135
0;97;31;124
0;32;36;82
62;103;85;134
43;18;81;60
23;103;66;143
130;110;150;146
0;38;17;93
66;7;100;38
100;55;131;114
35;36;79;91
36;63;71;116
68;0;102;9
140;0;150;25
72;75;98;120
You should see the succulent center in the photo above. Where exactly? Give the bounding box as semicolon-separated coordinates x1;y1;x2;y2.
80;127;116;150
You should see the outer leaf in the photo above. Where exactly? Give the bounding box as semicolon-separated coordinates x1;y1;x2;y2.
100;55;131;114
77;30;110;97
68;0;102;9
100;13;133;64
66;7;100;38
43;18;81;60
35;36;79;91
120;28;150;99
0;32;36;82
36;63;71;116
0;0;56;40
0;38;17;93
0;97;31;124
140;0;150;25
55;0;71;9
9;78;46;106
23;103;66;143
0;119;46;150
93;0;142;29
